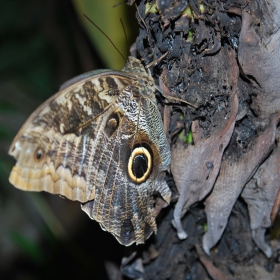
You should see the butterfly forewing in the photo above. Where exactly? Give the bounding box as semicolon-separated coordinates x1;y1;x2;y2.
9;72;133;201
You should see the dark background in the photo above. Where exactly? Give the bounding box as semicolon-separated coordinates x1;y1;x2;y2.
0;1;137;279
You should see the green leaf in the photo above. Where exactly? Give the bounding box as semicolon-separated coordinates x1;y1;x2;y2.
185;131;193;144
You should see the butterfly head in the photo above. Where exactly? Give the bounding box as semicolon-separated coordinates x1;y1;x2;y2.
123;57;153;80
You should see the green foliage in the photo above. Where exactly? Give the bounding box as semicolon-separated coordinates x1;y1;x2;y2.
182;5;194;19
179;130;193;143
145;2;159;14
72;0;137;69
188;29;194;43
178;115;193;143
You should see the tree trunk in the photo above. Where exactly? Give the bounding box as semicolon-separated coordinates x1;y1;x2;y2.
117;0;280;279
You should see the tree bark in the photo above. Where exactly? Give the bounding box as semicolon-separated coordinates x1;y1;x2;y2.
116;0;280;279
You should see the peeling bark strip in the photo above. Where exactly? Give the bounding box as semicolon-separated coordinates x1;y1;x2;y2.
241;127;280;258
238;3;280;118
124;0;280;278
203;113;280;256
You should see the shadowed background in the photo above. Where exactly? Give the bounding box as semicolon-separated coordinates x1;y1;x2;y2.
0;0;137;279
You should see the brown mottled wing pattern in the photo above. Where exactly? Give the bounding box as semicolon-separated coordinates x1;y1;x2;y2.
82;84;171;245
8;57;171;245
9;71;131;202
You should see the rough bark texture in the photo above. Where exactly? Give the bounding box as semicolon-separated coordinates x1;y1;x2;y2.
114;0;280;279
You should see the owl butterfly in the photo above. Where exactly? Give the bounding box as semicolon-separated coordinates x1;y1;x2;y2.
8;56;171;246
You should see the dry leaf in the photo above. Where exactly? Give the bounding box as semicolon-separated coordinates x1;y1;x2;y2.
203;113;280;255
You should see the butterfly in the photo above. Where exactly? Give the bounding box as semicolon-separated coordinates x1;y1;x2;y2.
8;56;171;246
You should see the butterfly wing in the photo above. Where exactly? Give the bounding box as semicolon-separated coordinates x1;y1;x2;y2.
9;65;171;245
81;84;171;245
9;71;132;202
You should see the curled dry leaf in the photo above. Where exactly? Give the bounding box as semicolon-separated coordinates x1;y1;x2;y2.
203;113;280;255
172;94;238;239
171;48;239;239
238;4;280;118
241;140;280;257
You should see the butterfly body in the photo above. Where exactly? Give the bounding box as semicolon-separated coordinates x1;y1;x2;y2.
9;57;171;245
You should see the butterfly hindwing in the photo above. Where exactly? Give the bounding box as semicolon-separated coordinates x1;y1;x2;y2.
82;86;171;245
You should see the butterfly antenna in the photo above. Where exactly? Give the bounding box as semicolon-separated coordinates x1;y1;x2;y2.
113;2;124;8
120;18;129;59
83;14;126;62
